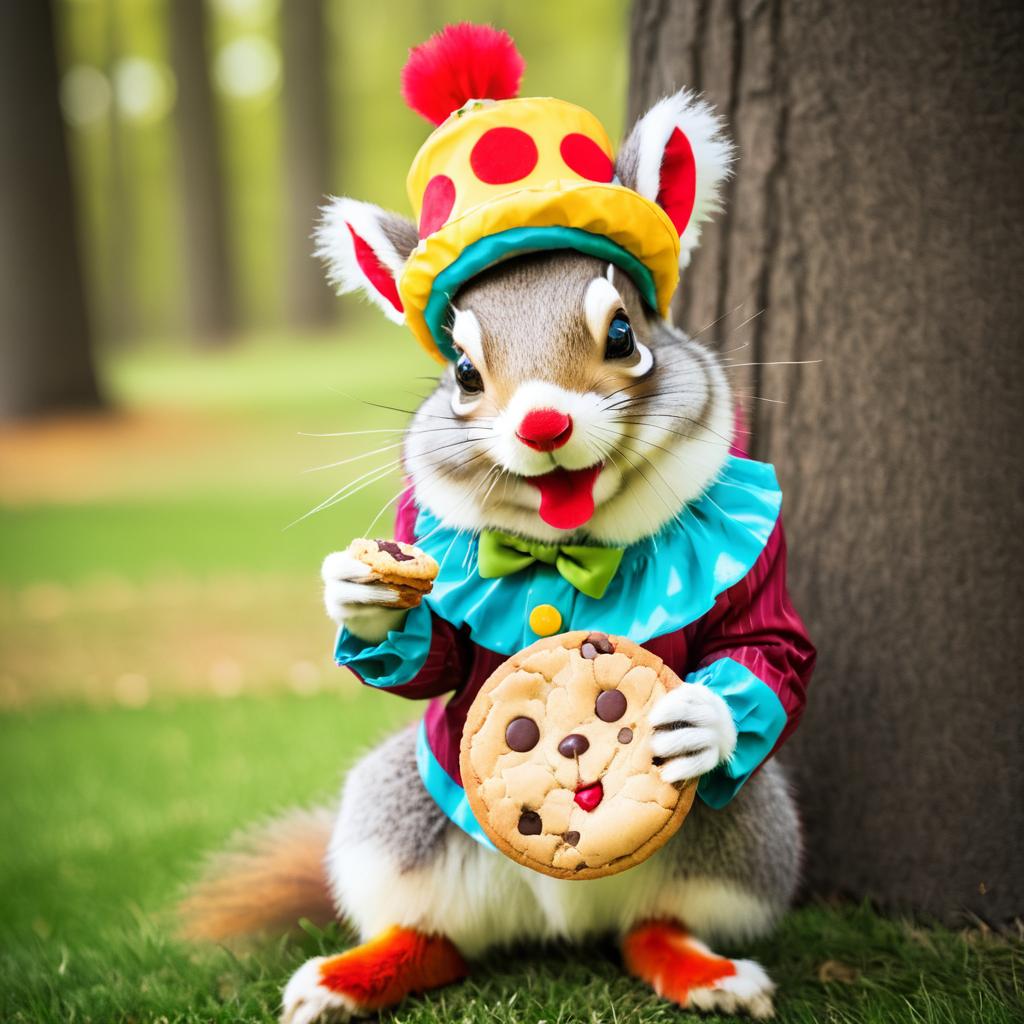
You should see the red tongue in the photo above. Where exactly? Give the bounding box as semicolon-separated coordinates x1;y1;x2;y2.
574;782;603;812
527;464;602;529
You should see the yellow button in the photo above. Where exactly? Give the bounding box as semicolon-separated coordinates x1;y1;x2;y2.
529;603;562;636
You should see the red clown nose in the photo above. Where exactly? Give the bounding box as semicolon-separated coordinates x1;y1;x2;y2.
517;409;573;451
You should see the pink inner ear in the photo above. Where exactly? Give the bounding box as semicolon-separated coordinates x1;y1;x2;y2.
346;223;403;314
657;127;697;235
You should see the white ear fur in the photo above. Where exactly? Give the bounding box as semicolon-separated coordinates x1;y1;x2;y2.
314;197;409;324
630;91;734;268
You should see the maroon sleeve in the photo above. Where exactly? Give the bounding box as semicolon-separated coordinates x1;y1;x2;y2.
694;519;816;752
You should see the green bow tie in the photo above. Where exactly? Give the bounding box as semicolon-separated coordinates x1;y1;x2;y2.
477;529;624;600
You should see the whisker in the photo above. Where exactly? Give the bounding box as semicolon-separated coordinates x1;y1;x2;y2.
716;339;752;357
730;308;766;334
363;401;460;420
603;387;707;411
412;454;501;546
299;438;486;529
325;386;471;423
720;359;822;369
609;418;708;441
285;457;404;530
363;485;407;537
732;392;787;406
298;427;404;438
599;435;685;529
688;302;747;341
608;416;730;447
303;440;405;474
594;424;725;464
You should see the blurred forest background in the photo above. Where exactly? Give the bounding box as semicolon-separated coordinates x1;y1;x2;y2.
50;0;629;347
3;0;628;361
1;0;630;709
2;2;1021;1021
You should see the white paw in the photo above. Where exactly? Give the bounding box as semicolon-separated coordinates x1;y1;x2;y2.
321;551;408;641
280;957;357;1024
648;682;737;784
686;957;776;1019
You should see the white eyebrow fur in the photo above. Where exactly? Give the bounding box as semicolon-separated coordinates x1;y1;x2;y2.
584;275;624;344
450;306;486;368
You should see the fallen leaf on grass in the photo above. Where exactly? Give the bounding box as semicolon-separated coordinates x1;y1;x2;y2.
817;960;860;984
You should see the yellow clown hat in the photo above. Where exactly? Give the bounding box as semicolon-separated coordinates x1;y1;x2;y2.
317;24;732;363
397;25;680;363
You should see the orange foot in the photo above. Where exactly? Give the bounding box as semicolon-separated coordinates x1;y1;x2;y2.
280;926;468;1024
622;920;775;1019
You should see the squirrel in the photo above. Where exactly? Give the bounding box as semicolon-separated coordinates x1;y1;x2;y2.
182;25;815;1023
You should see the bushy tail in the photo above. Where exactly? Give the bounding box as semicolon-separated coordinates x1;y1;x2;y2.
179;807;337;942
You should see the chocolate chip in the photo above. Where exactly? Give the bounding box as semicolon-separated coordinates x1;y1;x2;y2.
595;689;627;722
374;539;413;562
580;642;598;660
617;727;633;744
518;810;542;836
585;632;614;654
563;831;580;847
558;733;590;758
505;716;540;752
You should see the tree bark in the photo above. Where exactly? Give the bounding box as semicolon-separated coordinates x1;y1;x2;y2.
629;0;1024;922
168;0;237;343
0;0;103;419
281;0;336;329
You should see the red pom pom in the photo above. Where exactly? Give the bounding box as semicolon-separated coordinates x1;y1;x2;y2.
401;23;525;126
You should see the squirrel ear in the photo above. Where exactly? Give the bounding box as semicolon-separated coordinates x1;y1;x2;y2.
616;91;734;268
315;198;419;324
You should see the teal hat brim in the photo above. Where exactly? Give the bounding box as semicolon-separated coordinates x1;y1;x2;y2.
423;226;660;362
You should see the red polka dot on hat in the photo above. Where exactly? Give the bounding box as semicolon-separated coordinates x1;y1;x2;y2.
419;174;456;236
470;127;538;185
560;133;614;182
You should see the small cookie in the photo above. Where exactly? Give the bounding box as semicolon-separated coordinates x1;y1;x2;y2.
460;631;696;880
346;538;439;607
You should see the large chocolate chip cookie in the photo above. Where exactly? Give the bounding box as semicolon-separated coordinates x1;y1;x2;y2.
460;631;697;879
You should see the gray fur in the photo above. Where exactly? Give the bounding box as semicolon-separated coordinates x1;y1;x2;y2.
403;250;728;542
377;211;420;262
667;759;802;909
453;253;641;393
336;726;448;873
339;725;801;919
614;123;642;193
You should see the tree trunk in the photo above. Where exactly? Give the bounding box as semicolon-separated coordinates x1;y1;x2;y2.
0;0;103;419
168;0;237;343
629;0;1024;923
281;0;336;329
105;0;139;345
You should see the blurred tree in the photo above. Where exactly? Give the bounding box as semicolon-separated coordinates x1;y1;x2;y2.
281;0;335;328
629;0;1023;922
0;0;103;419
168;0;237;344
104;0;139;345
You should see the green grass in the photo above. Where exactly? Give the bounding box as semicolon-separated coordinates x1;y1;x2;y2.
0;494;364;585
0;696;1020;1023
2;336;1021;1021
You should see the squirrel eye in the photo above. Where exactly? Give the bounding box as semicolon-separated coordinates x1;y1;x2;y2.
454;353;483;395
605;313;636;360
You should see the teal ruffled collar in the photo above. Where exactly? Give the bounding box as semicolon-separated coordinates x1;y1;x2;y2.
414;455;782;656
